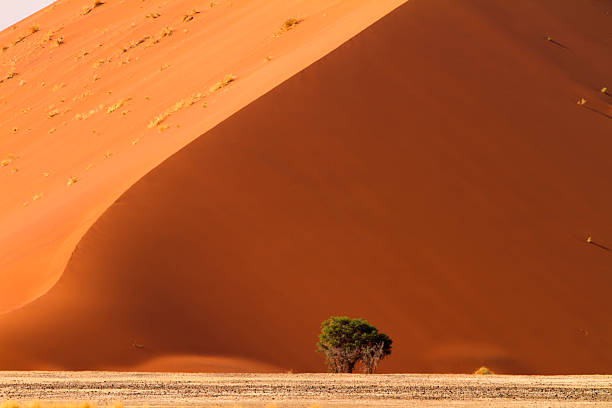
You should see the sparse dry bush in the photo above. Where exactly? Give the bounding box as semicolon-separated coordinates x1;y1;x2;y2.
82;0;104;15
209;74;236;92
0;69;17;84
148;93;204;130
107;98;130;114
183;9;200;22
121;36;150;53
281;18;302;32
474;366;494;375
153;27;173;44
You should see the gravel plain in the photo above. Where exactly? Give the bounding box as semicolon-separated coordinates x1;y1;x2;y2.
0;372;611;407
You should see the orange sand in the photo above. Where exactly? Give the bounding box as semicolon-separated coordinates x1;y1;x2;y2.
0;0;611;373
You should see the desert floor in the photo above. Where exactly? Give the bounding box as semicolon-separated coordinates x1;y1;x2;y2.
0;372;611;407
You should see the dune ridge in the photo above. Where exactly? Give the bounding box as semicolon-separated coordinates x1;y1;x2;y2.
0;0;407;312
0;0;611;373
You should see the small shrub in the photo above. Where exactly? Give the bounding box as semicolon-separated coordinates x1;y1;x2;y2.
153;27;173;43
82;0;104;15
209;74;236;92
281;18;302;32
67;176;78;186
182;9;200;22
106;98;129;114
474;366;494;375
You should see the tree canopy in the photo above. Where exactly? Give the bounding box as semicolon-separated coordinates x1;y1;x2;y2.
317;316;392;373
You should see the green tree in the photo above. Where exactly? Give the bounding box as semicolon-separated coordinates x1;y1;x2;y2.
317;316;392;373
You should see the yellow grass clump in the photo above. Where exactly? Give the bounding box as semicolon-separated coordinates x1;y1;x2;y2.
82;0;104;15
153;27;173;44
209;74;236;93
281;17;302;32
67;176;79;186
148;92;204;130
474;366;494;375
107;98;130;114
183;9;200;22
121;36;150;53
0;69;17;84
48;109;60;118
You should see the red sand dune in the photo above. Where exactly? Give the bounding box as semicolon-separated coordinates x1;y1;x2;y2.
0;0;406;312
1;0;612;373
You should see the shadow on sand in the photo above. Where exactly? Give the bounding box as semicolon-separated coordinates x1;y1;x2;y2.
548;39;569;49
588;241;611;252
582;105;612;120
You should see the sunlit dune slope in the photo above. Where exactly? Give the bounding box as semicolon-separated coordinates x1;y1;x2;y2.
0;0;406;312
0;0;611;373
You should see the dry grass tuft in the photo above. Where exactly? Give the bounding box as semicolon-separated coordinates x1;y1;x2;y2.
0;69;17;84
106;98;130;114
281;17;302;32
146;12;161;19
121;36;150;53
55;36;64;47
82;0;104;15
75;50;89;61
182;9;200;22
148;92;204;130
153;27;173;44
48;109;60;118
30;25;40;34
209;74;236;93
474;366;494;375
67;176;78;186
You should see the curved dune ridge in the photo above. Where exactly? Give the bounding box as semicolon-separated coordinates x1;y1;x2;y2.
0;0;407;313
0;0;611;373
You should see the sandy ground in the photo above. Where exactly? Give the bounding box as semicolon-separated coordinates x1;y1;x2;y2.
0;372;611;407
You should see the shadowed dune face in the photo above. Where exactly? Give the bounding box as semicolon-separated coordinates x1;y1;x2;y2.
0;0;406;312
0;0;611;373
